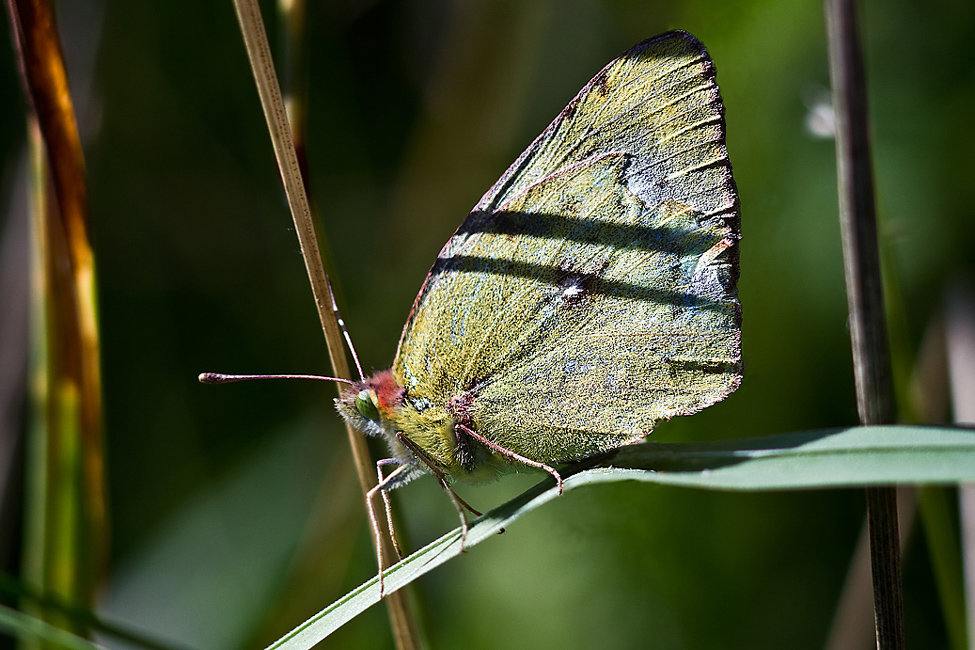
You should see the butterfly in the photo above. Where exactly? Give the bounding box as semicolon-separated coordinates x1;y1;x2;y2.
204;29;741;595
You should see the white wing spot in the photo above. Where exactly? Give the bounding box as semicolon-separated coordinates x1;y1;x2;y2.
561;283;584;301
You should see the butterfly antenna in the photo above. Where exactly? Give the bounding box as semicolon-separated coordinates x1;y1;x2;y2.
327;276;365;381
198;372;356;386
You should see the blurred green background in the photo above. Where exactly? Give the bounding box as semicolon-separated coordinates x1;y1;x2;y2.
1;0;973;648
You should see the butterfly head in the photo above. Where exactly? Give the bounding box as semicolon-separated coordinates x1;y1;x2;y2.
336;368;472;482
334;369;406;440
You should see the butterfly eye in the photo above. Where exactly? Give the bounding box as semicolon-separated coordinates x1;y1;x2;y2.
355;389;381;421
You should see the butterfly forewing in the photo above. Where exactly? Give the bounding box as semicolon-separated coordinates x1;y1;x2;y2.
475;31;737;223
393;31;741;467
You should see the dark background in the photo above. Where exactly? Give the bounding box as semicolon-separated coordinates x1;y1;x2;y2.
1;0;972;648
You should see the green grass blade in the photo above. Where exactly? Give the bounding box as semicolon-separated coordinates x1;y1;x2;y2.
267;424;975;648
0;604;103;650
918;487;968;650
608;425;975;488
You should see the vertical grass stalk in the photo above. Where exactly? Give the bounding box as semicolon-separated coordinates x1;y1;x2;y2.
7;0;108;638
824;0;905;647
231;2;423;648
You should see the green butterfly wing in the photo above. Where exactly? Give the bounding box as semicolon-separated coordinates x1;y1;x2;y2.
393;31;741;468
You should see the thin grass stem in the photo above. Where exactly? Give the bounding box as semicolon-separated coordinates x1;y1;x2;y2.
824;0;905;646
230;2;422;647
6;0;107;632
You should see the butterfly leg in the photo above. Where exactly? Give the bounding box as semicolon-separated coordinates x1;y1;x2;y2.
394;432;482;551
367;461;411;597
458;423;564;494
436;477;471;550
376;458;406;559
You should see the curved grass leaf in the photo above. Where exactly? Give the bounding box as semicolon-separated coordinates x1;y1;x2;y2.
0;604;103;650
268;424;975;649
